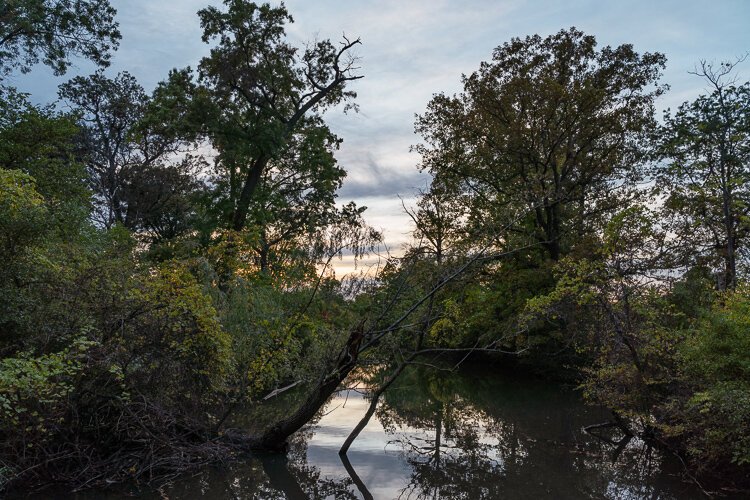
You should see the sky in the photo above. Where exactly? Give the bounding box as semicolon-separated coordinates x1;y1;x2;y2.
10;0;750;273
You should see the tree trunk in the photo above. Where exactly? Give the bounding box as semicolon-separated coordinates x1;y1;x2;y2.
226;324;365;451
258;229;270;273
232;156;268;231
724;233;737;291
433;403;442;466
339;453;374;500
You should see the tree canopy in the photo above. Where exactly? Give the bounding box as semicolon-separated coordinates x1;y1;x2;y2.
656;60;750;290
415;28;665;261
0;0;120;77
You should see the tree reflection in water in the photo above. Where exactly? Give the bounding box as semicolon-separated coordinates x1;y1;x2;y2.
72;364;705;499
370;365;699;499
128;429;358;500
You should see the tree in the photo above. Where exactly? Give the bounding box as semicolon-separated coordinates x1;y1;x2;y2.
0;86;89;212
211;117;368;274
59;70;203;237
656;59;750;290
118;159;205;242
157;0;362;232
0;0;120;77
415;28;665;262
405;182;468;265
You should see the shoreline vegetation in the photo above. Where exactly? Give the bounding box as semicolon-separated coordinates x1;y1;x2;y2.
1;1;749;496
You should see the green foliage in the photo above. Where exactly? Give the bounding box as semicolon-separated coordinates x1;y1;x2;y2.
427;265;556;352
415;28;665;262
682;289;750;382
676;288;750;466
428;298;468;348
0;169;47;255
0;88;89;211
0;336;94;434
125;262;232;393
0;0;120;77
217;268;358;404
655;66;750;289
0;169;50;347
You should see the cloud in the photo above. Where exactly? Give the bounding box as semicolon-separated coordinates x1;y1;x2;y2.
338;152;429;199
10;0;750;256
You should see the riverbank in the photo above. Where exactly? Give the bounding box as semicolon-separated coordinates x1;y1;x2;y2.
22;363;717;499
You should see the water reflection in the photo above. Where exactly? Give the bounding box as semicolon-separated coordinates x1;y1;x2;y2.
371;365;698;499
67;364;707;499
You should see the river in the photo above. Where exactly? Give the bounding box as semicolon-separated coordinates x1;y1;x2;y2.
63;363;707;499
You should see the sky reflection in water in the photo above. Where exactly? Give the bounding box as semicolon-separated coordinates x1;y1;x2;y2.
72;365;707;499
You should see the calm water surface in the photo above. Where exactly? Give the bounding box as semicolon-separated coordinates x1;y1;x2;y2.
69;365;706;499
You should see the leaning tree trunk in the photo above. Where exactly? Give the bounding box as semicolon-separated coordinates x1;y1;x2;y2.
226;324;365;451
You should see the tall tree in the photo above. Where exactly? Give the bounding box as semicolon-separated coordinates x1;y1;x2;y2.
656;60;750;290
157;0;362;232
415;28;665;261
0;0;120;77
59;70;202;238
211;116;367;274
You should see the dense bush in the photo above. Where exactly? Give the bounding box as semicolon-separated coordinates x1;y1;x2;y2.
676;288;750;467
